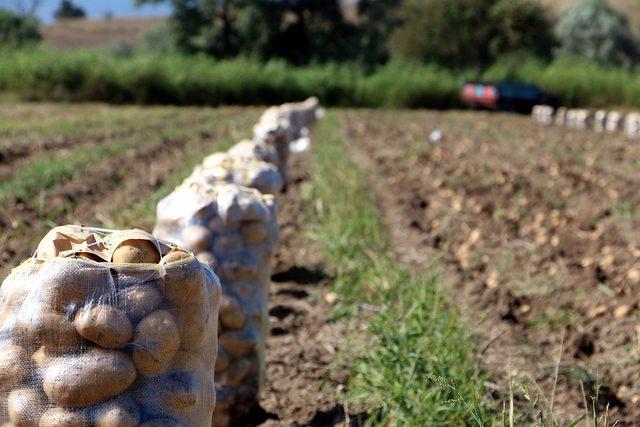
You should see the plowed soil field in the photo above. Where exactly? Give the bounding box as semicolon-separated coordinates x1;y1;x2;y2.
343;109;640;424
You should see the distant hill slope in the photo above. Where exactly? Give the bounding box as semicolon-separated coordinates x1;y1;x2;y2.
541;0;640;30
41;17;165;48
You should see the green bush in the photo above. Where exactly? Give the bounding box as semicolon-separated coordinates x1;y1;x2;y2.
0;9;41;47
556;0;637;67
0;47;462;109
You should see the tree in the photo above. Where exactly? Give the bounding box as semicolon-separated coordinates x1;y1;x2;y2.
136;0;358;63
556;0;637;66
54;0;86;20
0;8;41;46
356;0;402;66
391;0;555;69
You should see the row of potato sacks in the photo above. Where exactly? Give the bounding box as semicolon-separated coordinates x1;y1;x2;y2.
0;225;222;427
154;97;324;426
532;104;640;137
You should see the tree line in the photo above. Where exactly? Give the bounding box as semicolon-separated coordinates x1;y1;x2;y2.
1;0;638;69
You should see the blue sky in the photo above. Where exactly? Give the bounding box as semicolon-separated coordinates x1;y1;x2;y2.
0;0;171;23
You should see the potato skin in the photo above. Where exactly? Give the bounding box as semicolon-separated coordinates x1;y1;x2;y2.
134;373;198;419
43;349;136;408
16;302;82;351
132;310;180;377
176;301;208;351
74;304;132;349
92;398;140;427
0;345;29;390
7;387;45;427
117;284;163;322
39;407;87;427
112;240;160;264
160;261;206;308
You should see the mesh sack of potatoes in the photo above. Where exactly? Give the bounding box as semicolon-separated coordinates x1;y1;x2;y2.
153;181;278;426
0;225;221;427
189;151;283;195
253;97;324;180
226;139;280;167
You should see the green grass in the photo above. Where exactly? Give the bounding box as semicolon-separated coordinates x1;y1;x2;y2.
305;112;489;425
0;110;219;203
3;46;640;109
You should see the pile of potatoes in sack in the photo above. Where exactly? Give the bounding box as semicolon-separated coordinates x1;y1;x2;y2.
0;97;323;427
154;97;323;425
532;104;640;138
0;225;221;426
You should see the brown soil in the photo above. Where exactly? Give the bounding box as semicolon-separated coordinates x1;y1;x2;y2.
256;148;357;426
343;109;640;425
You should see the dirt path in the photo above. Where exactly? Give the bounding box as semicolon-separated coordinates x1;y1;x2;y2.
342;110;640;425
256;150;355;426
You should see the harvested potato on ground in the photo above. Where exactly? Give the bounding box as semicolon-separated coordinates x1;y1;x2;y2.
7;388;45;426
93;398;140;427
75;304;132;349
117;284;163;322
16;302;82;350
0;345;29;390
43;349;136;407
132;310;180;377
39;407;87;427
112;240;160;264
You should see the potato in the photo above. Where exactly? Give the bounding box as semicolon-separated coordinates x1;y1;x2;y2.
135;373;198;419
117;284;163;322
211;412;230;427
219;329;256;357
219;295;245;330
160;261;206;308
176;302;208;351
93;398;139;427
75;304;132;349
159;250;190;265
225;358;254;388
16;302;82;350
132;310;180;377
180;226;212;252
0;345;29;390
112;240;160;264
39;260;109;310
7;388;45;427
214;350;229;374
39;408;87;427
31;346;59;371
241;222;269;245
43;349;136;408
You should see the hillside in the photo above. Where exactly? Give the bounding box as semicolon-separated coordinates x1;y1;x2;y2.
41;17;165;48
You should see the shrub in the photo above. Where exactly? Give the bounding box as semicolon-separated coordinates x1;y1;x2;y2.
0;9;41;47
555;0;638;67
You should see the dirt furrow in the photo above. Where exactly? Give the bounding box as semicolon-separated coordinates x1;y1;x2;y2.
342;110;636;424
